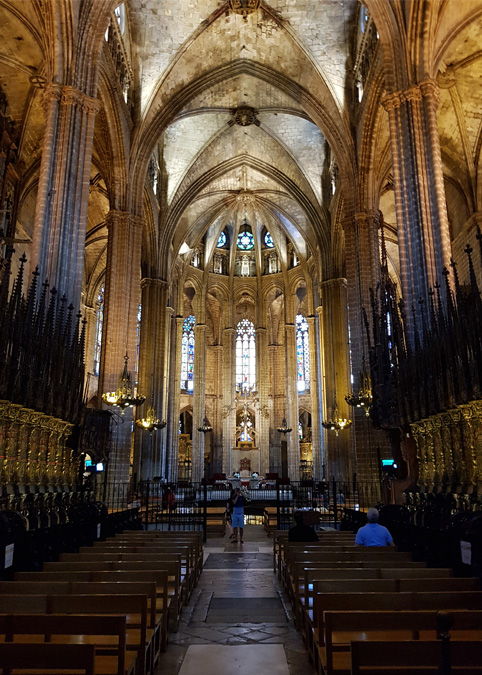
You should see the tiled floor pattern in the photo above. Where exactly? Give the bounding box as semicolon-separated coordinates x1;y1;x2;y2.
154;524;312;675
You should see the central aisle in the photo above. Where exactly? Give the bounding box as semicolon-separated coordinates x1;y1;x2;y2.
154;524;311;675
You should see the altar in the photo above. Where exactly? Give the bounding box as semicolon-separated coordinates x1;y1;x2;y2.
232;442;260;478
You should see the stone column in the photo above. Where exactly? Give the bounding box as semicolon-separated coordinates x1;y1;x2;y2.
166;316;184;482
269;344;284;476
320;278;354;481
98;211;142;483
136;278;170;481
285;321;300;482
307;315;323;480
32;84;100;308
256;327;270;475
315;306;326;479
382;80;452;340
192;323;207;483
222;327;236;476
344;211;388;482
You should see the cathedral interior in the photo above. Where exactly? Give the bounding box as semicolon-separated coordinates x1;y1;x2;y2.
3;3;482;673
2;0;482;506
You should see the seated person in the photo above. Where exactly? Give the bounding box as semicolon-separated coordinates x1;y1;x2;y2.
355;507;394;546
288;511;319;542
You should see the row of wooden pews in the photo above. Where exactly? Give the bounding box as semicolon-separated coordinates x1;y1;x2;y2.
0;529;203;675
274;529;482;674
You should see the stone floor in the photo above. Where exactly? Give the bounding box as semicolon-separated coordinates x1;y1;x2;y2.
154;524;313;675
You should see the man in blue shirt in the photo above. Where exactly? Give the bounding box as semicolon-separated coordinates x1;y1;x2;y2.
355;507;394;546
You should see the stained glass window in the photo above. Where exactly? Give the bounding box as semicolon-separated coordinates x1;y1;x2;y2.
94;285;105;376
181;315;195;392
236;319;256;390
296;314;310;392
299;421;303;440
264;232;274;248
237;230;254;250
217;231;227;248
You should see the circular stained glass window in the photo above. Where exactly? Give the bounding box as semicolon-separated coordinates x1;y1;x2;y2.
217;231;227;248
264;232;274;248
237;231;254;250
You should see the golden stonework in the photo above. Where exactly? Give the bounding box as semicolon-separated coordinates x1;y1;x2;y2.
228;0;261;19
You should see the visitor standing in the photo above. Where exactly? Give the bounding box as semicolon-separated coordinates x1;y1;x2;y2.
231;487;245;543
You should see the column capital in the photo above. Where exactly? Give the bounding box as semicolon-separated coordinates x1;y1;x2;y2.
223;327;236;334
321;277;347;291
140;277;168;290
105;210;143;230
44;83;101;114
382;79;439;111
315;305;323;316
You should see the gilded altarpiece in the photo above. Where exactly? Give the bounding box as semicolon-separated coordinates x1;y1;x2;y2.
410;401;482;488
0;401;76;491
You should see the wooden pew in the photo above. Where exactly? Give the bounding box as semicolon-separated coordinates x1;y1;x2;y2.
274;532;356;575
294;567;456;633
0;643;96;675
0;594;150;675
16;570;170;653
350;639;482;674
283;548;412;599
43;558;184;632
110;531;204;582
91;538;199;592
308;591;482;669
322;610;482;675
0;614;136;675
64;548;192;603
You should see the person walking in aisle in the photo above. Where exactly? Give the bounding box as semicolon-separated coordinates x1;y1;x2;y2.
231;487;245;543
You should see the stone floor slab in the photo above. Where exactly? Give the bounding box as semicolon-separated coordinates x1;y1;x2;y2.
178;645;290;675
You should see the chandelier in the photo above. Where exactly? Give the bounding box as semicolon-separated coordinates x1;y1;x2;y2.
135;405;166;433
197;414;212;433
277;414;292;435
322;400;352;436
228;0;261;19
345;366;373;417
102;353;146;414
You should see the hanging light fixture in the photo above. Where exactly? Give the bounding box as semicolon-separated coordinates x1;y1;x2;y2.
197;414;212;433
322;400;352;436
345;364;373;417
277;413;292;435
135;405;166;433
102;353;146;414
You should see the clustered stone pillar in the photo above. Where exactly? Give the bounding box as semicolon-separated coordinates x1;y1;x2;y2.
192;323;207;483
307;315;323;480
98;211;143;483
320;278;353;481
166;316;185;482
284;320;300;482
382;80;452;339
222;327;236;477
32;84;100;308
256;326;270;475
136;278;170;481
344;211;388;482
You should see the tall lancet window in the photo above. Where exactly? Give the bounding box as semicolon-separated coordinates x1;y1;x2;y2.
181;315;196;392
94;285;105;376
236;319;256;390
296;314;310;392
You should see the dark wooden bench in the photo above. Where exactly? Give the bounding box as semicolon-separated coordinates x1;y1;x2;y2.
0;643;96;675
351;639;482;674
322;609;482;675
0;614;136;675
